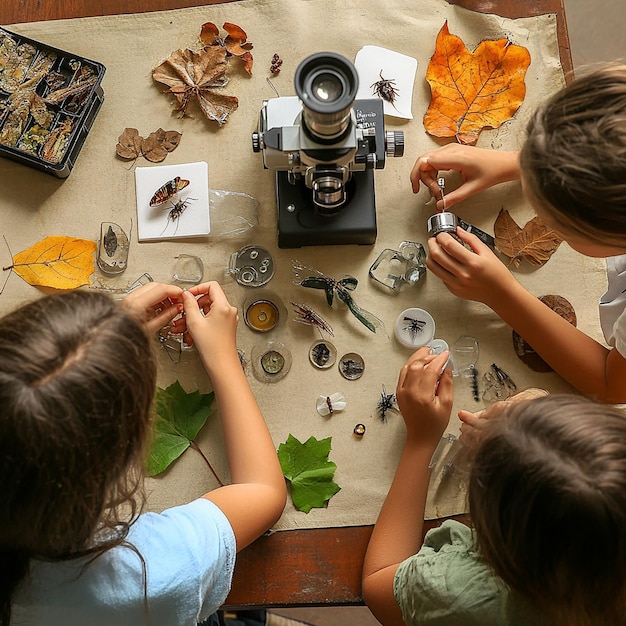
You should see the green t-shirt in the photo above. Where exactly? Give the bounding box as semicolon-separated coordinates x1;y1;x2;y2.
393;520;544;626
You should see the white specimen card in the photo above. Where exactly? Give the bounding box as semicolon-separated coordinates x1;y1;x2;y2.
135;161;210;241
354;45;418;119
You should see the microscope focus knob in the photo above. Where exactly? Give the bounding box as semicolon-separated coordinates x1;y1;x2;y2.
385;131;404;158
251;132;261;153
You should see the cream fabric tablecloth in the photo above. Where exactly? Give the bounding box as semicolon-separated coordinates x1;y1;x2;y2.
1;0;606;531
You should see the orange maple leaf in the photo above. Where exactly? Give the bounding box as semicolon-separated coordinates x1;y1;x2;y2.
6;235;96;290
424;21;531;145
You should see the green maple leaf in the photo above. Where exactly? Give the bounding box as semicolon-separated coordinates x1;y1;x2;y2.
147;380;215;477
277;434;341;513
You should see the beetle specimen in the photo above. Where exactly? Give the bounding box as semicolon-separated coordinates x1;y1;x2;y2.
292;260;383;333
149;176;190;207
371;69;399;107
291;302;334;337
160;197;195;236
376;384;398;422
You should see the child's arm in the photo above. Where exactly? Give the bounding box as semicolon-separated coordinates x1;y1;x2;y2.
428;229;626;403
182;283;286;551
362;349;453;626
411;145;521;210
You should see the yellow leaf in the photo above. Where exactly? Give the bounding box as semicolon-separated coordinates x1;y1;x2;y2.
424;21;531;145
10;236;96;289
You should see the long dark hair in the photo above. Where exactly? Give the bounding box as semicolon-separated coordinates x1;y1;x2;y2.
520;63;626;246
469;395;626;625
0;290;156;625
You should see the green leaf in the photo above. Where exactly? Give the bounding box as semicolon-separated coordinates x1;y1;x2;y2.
147;380;215;476
277;434;341;513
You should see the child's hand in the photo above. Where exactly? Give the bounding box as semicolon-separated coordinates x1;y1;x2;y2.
410;144;520;210
426;228;517;306
121;282;184;334
458;403;504;449
181;282;239;367
395;347;453;447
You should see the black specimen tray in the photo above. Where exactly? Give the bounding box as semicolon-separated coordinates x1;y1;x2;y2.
0;27;106;178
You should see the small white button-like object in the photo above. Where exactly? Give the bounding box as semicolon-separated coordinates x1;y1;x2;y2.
394;307;435;348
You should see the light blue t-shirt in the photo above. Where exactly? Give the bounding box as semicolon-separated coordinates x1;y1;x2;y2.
12;498;236;626
393;520;544;626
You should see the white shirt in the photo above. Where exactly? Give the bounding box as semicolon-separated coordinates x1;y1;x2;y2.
599;255;626;357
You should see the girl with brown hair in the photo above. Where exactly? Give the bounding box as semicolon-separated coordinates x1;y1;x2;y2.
411;63;626;403
0;281;286;625
363;347;626;625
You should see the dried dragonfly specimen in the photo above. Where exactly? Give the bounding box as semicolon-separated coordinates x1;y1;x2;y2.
292;260;382;333
291;302;334;337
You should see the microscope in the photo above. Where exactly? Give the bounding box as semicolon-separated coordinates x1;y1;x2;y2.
252;52;404;248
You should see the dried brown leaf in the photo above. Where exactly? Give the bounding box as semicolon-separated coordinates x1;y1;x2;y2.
199;21;220;46
494;208;562;268
152;47;238;125
140;128;182;162
116;127;142;160
199;21;254;75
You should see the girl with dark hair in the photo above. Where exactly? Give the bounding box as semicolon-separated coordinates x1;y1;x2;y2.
0;281;286;626
410;63;626;403
362;346;626;625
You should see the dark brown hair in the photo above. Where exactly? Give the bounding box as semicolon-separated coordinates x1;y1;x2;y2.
0;290;157;625
469;395;626;625
520;63;626;245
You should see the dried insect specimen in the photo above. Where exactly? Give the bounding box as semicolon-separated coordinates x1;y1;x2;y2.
353;424;366;437
490;363;517;391
270;53;283;74
0;90;52;147
371;69;399;106
291;302;334;337
41;118;73;163
0;40;36;92
44;65;97;106
200;21;254;75
150;176;190;207
376;384;398;422
292;260;383;333
160;198;195;236
311;342;331;367
339;354;365;380
403;316;427;342
16;123;48;155
316;392;346;417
